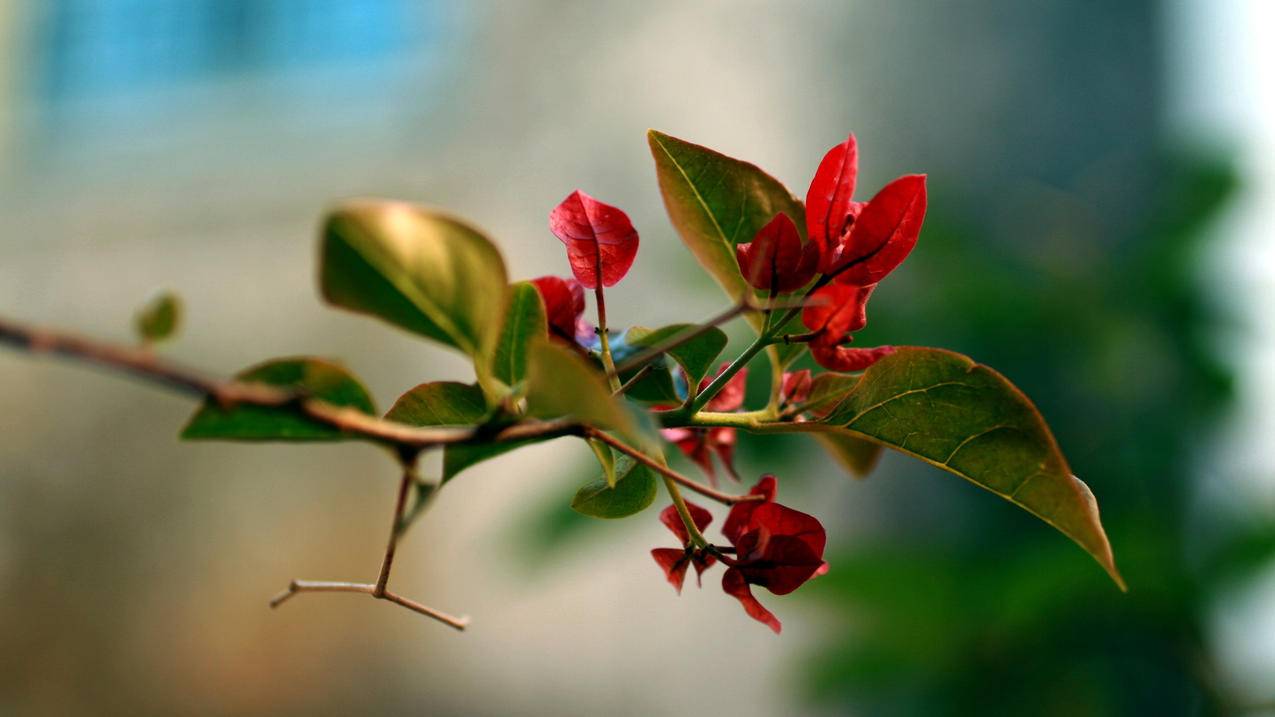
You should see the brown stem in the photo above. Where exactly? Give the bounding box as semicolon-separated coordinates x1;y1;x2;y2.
583;428;762;505
0;314;579;449
374;464;415;595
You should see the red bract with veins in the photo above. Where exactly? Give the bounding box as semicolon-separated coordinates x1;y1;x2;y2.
650;502;716;593
548;190;640;289
660;364;748;485
529;276;585;344
651;476;828;634
735;212;820;292
805;134;927;284
720;475;828;634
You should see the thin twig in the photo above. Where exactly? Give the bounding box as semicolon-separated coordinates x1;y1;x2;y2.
612;295;822;376
267;579;469;631
583;428;762;505
612;364;653;395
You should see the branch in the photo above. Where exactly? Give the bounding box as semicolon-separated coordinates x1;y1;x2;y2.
0;314;578;450
583;428;762;505
268;580;469;631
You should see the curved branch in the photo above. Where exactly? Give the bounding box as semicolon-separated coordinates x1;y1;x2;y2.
583;427;762;505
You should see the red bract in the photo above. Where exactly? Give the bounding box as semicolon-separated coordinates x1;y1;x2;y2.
650;502;716;593
660;365;749;485
548;190;639;289
735;213;820;292
802;283;875;341
831;174;927;286
806;134;860;272
809;343;897;372
720;475;828;634
780;370;813;407
530;276;585;344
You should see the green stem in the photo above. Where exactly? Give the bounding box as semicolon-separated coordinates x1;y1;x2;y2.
594;284;622;392
661;476;708;549
685;333;772;415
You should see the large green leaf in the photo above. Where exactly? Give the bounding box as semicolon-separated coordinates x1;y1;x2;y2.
816;347;1124;588
491;282;547;387
570;456;658;519
385;381;488;426
648;130;807;367
182;357;375;441
320;201;509;361
624;324;728;385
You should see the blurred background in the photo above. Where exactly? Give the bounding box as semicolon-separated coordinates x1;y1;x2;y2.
0;1;1272;715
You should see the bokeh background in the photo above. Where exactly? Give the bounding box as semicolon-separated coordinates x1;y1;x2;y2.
1;2;1272;715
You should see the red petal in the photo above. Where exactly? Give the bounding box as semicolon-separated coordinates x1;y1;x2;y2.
806;134;859;272
701;364;748;412
723;475;778;544
802;283;876;341
780;370;813;406
549;190;640;289
707;427;740;482
530;276;585;343
722;567;781;633
830;174;927;285
661;427;718;485
658;501;713;546
651;548;690;594
748;502;827;561
735;213;820;293
810;343;896;372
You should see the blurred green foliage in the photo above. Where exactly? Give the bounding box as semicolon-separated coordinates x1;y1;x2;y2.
799;151;1269;716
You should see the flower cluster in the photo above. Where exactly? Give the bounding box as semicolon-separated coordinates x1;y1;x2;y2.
651;476;827;633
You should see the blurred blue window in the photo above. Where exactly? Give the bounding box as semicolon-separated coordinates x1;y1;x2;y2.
38;0;432;102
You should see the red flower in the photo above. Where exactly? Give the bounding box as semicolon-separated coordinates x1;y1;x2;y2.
548;190;639;289
720;476;828;634
809;344;896;372
660;364;748;485
735;212;820;292
650;502;716;593
806;135;927;284
530;276;585;345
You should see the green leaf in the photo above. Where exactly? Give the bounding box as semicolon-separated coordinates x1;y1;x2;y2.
587;438;617;487
182;358;375;441
616;362;681;403
570;456;658;519
624;324;728;385
815;347;1124;588
648;130;805;304
385;381;488;426
442;440;543;483
648;130;807;369
134;290;182;343
812;431;884;478
525;338;639;441
491;282;547;388
319;201;509;362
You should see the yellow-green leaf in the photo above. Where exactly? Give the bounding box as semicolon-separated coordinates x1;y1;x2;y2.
135;290;182;343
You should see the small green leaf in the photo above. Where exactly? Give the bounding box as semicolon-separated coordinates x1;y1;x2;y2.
624;324;728;385
182;358;375;441
385;381;488;426
526;338;638;440
818;347;1125;588
319;201;509;363
587;438;617;487
617;362;681;404
570;456;657;519
135;290;182;343
812;431;884;478
492;282;547;387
